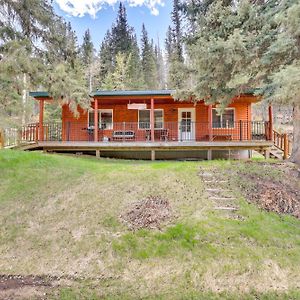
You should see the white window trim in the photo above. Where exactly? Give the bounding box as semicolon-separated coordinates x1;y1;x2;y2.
138;109;164;130
88;109;113;129
212;108;235;129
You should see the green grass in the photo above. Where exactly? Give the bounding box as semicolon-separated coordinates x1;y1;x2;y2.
0;149;300;299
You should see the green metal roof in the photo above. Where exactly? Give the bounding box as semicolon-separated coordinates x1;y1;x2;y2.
90;89;175;97
29;91;50;98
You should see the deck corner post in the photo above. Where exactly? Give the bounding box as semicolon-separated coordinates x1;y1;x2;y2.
150;98;155;142
207;149;212;160
151;150;155;161
208;105;213;141
94;98;99;142
39;99;44;141
0;128;4;149
96;150;100;158
264;148;270;159
268;105;273;141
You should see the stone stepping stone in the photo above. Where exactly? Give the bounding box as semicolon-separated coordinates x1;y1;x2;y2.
206;188;230;193
203;180;228;183
210;196;236;201
214;207;238;211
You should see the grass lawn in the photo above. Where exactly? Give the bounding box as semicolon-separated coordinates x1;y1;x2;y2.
0;150;300;299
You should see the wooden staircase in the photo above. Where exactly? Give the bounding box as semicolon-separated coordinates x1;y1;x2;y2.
271;130;292;160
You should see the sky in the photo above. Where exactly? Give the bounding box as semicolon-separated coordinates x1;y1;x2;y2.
53;0;173;51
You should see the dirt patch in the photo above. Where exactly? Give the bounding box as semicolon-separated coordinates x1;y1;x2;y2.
238;163;300;218
120;196;172;230
0;275;52;291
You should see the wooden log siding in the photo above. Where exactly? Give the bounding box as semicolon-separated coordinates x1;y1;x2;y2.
61;98;253;142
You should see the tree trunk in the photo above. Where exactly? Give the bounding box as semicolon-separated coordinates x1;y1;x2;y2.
290;102;300;165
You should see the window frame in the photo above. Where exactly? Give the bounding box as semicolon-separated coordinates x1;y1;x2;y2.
212;108;235;129
138;109;164;130
88;109;113;130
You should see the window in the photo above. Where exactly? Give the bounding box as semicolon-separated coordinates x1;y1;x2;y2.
88;109;113;129
138;109;163;129
212;108;235;128
100;109;113;129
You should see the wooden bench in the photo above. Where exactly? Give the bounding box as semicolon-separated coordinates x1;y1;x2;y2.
212;134;232;141
112;130;135;141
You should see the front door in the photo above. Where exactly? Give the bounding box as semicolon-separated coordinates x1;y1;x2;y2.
178;108;196;141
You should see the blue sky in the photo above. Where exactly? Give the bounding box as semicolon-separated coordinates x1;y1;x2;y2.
53;1;173;51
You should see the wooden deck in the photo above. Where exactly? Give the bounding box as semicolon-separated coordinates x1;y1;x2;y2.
23;140;273;151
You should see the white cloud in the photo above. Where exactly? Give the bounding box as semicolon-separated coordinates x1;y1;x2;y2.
55;0;165;18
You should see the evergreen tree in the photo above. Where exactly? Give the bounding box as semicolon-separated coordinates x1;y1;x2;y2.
154;42;166;89
98;2;141;90
81;29;95;92
102;52;132;90
178;0;300;164
141;24;158;89
166;0;186;89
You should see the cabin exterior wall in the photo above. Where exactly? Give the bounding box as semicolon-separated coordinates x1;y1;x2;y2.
61;100;252;142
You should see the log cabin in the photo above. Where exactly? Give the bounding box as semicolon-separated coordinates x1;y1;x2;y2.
25;89;273;160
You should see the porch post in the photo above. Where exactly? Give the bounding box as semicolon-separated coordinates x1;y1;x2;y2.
268;105;273;141
94;98;98;142
150;98;155;142
208;105;213;141
39;99;44;141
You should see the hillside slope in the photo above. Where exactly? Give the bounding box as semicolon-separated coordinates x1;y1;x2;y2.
0;150;300;300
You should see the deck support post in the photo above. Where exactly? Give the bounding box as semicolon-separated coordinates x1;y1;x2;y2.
94;99;99;142
150;98;155;142
39;99;44;141
208;105;213;141
207;149;212;160
268;106;273;141
96;150;100;158
151;150;155;161
264;148;270;159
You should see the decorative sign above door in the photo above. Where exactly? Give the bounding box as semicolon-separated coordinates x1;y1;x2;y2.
127;103;147;110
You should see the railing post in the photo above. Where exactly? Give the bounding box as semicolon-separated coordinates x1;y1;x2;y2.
123;122;125;142
39;99;44;141
208;105;213;141
268;106;273;141
283;133;289;160
150;98;155;142
94;99;98;142
239;120;243;141
67;121;71;141
0;128;4;149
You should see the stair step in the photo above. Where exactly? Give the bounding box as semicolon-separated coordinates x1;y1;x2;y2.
206;188;230;192
203;180;228;183
214;207;238;211
210;196;236;201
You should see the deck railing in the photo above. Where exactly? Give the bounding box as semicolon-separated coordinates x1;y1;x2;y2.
16;121;271;143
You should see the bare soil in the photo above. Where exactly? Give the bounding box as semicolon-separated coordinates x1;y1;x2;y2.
120;196;172;230
239;162;300;218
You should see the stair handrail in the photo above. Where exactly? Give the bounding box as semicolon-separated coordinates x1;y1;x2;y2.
272;129;292;159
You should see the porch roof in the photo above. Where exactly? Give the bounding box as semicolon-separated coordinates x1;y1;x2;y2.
90;89;175;97
29;91;50;98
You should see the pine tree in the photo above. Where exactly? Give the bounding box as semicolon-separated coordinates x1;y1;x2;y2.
166;0;186;89
98;2;141;90
102;52;132;90
81;29;95;92
178;0;300;164
141;24;158;89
